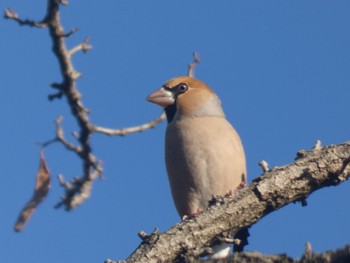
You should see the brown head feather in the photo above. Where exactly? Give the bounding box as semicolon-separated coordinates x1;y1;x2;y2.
163;76;223;118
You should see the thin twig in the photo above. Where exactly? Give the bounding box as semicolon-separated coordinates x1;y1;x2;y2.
93;113;166;136
68;37;92;56
4;8;48;28
61;27;78;38
187;51;200;77
55;116;82;153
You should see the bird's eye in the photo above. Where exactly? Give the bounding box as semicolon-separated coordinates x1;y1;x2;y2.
177;83;188;93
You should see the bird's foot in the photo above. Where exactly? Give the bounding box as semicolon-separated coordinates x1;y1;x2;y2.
225;189;234;196
237;181;247;189
225;182;247;197
182;208;203;221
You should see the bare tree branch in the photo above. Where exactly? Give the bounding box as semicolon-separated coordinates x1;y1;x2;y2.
5;1;167;210
43;0;98;210
106;141;350;262
68;37;92;56
187;243;350;263
93;113;166;136
54;116;82;153
4;8;48;28
187;52;200;77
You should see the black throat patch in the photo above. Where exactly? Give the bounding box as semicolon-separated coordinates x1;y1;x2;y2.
165;104;176;123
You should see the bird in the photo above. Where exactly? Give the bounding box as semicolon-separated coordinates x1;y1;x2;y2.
147;76;247;258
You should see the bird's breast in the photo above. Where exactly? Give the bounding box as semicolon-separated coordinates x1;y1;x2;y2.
165;116;246;217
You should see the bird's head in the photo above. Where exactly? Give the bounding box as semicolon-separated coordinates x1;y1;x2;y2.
147;76;224;123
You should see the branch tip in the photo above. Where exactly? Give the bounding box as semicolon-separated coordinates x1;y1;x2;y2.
4;7;47;28
48;91;64;101
68;37;92;56
312;139;322;150
138;230;148;241
258;160;270;173
59;0;69;6
305;242;312;254
50;82;63;89
187;51;200;77
4;8;19;19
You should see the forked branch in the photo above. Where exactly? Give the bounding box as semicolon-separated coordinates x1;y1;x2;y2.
4;0;169;210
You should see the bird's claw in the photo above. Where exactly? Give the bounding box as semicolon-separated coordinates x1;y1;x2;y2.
182;208;204;221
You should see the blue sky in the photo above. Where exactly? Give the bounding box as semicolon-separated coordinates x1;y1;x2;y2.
1;1;350;262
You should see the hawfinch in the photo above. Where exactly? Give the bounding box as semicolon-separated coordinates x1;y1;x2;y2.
147;76;247;257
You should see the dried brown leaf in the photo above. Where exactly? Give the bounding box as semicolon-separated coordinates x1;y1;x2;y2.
14;149;51;232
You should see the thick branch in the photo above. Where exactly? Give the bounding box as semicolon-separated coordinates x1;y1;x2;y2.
194;243;350;263
107;141;350;262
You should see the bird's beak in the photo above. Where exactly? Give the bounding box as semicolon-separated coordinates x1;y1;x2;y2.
146;87;175;107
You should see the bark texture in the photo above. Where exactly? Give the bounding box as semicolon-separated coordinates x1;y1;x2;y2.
198;243;350;263
107;141;350;263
